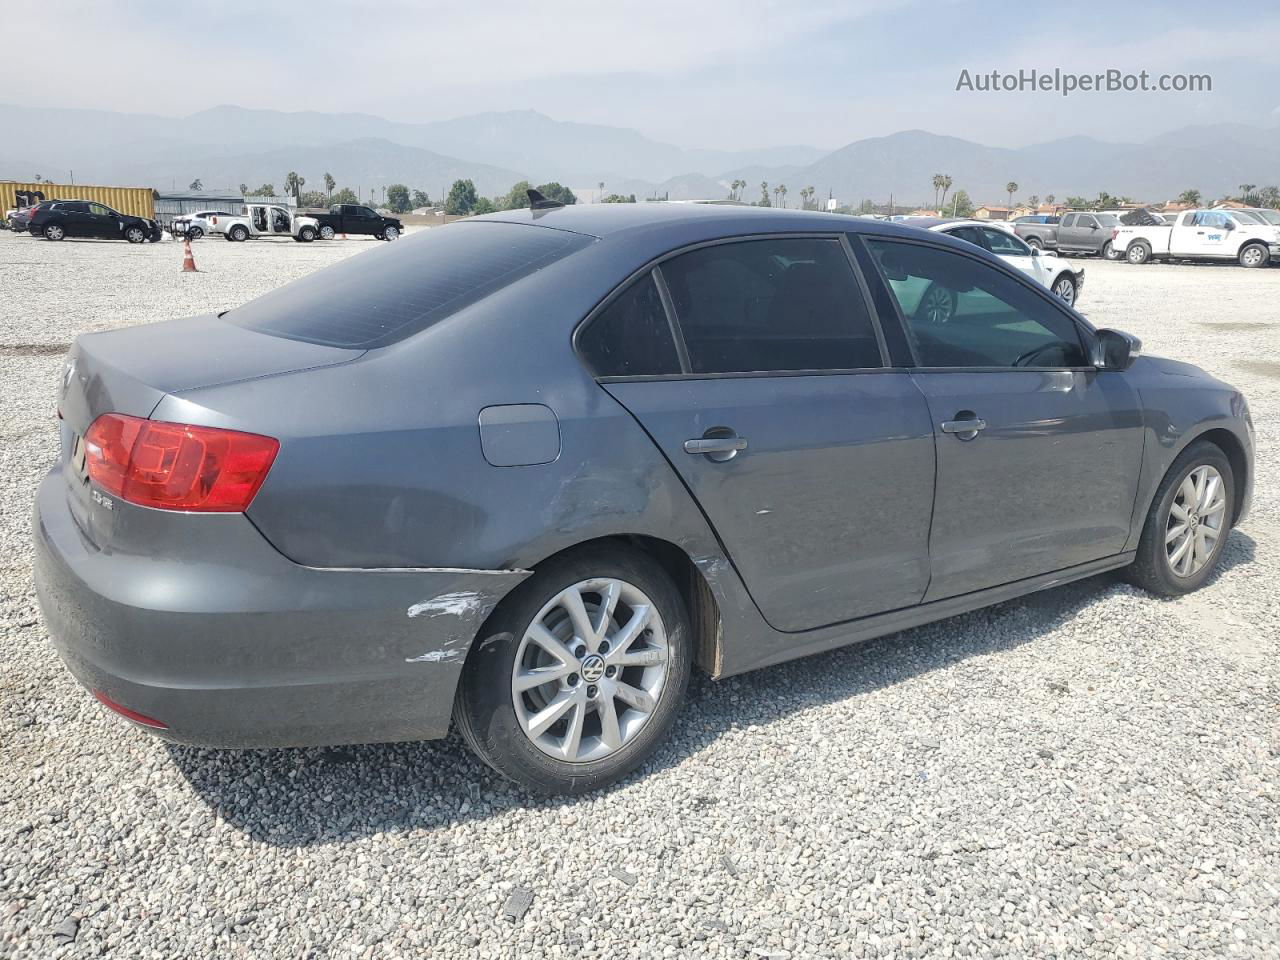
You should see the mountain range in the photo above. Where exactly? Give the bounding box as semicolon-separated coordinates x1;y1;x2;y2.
2;103;1277;206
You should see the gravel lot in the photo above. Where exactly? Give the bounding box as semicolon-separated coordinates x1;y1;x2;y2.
1;231;1277;959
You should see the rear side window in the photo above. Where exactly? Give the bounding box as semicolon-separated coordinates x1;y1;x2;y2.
230;222;592;348
578;274;681;377
660;238;882;374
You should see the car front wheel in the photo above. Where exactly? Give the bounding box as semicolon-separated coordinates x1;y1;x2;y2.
1126;440;1234;596
381;225;400;241
124;225;146;243
454;545;691;794
1238;243;1268;268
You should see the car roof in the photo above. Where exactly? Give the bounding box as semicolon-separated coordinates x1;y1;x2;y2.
475;202;952;243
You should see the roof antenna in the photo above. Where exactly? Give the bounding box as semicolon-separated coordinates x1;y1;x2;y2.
527;188;564;210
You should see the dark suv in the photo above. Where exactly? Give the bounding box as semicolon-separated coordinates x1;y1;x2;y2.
29;200;162;243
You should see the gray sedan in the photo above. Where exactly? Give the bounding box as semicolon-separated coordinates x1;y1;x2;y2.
34;202;1254;794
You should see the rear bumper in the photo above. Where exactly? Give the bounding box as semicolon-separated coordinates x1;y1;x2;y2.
33;468;529;747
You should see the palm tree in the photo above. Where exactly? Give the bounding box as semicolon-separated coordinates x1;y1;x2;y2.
1005;181;1019;210
598;181;605;202
1238;183;1257;203
239;183;249;196
1178;189;1202;207
772;185;781;207
938;175;953;211
735;178;747;201
1027;194;1039;210
1045;193;1055;207
324;172;335;203
931;174;947;210
778;184;788;208
189;178;203;191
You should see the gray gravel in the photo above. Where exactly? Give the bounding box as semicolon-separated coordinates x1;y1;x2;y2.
2;232;1278;959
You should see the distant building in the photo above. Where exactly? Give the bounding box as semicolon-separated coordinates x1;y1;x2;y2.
973;205;1012;220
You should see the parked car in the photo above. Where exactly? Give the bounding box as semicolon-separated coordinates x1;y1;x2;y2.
1012;215;1060;251
171;210;236;240
6;203;44;232
309;203;402;240
1055;212;1123;259
917;218;1084;307
1241;208;1280;227
28;200;162;243
209;203;319;242
35;204;1253;794
1113;209;1280;267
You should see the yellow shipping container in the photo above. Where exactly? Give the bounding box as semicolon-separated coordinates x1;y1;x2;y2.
1;181;156;219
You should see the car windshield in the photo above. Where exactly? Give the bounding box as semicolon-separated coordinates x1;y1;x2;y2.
229;222;593;348
1231;211;1266;224
1249;209;1280;225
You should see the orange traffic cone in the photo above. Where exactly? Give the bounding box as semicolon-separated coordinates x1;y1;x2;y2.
181;236;198;272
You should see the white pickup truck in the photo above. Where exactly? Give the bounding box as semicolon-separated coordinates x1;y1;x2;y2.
1113;209;1280;268
208;203;320;243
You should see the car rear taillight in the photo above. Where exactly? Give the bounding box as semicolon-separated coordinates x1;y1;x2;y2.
83;413;278;512
1111;228;1118;240
93;690;168;729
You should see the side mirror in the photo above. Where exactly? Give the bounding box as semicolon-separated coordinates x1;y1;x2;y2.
1030;247;1040;257
1094;328;1141;370
1223;220;1236;231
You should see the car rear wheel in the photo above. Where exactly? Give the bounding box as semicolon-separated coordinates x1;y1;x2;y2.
454;544;691;794
1051;273;1077;307
229;225;249;242
381;225;400;241
1025;236;1043;250
124;225;146;244
43;223;65;241
1126;241;1151;265
319;225;335;240
188;226;203;240
1102;241;1121;261
1126;440;1234;596
1238;243;1268;268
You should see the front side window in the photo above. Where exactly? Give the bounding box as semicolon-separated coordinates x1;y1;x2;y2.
865;239;1087;369
1078;215;1098;229
89;203;112;216
578;273;681;377
946;225;986;247
659;238;882;374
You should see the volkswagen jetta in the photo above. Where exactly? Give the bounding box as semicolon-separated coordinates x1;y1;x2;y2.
34;202;1254;794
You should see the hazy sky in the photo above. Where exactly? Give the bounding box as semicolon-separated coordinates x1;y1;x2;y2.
6;0;1277;150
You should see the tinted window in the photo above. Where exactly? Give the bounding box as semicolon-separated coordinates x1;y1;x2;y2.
578;273;681;377
58;202;89;213
946;225;986;247
866;239;1086;369
230;222;592;348
88;203;112;216
1060;214;1076;227
1078;215;1097;229
981;227;1030;256
660;238;882;374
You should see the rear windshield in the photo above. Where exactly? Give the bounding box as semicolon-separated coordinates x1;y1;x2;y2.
229;222;593;348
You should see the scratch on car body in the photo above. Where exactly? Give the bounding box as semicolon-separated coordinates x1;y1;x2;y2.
405;648;464;664
407;591;485;619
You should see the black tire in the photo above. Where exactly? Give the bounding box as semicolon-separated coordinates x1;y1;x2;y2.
1102;241;1121;261
1238;243;1268;268
1025;236;1043;250
1050;272;1077;308
454;544;692;794
188;226;203;240
124;225;146;244
1126;241;1151;265
318;225;335;240
380;225;400;241
42;223;65;241
298;226;316;242
1126;440;1235;597
229;225;249;242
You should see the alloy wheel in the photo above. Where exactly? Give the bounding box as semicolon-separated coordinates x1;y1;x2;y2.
1242;246;1264;267
1165;465;1227;577
920;285;955;323
1052;276;1075;306
511;578;669;763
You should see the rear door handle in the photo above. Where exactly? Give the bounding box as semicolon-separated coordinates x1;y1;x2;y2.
683;437;748;455
940;418;987;436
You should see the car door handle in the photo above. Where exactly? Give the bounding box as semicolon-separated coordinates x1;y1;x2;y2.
683;437;748;455
940;418;987;435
